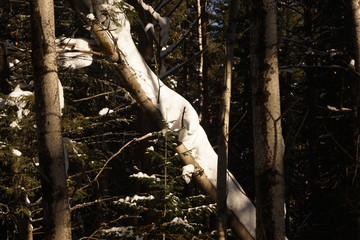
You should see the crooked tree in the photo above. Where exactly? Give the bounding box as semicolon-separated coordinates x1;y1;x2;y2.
68;0;255;239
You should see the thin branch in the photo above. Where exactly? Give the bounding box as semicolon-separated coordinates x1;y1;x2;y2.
228;110;247;136
72;89;124;102
165;0;184;17
160;47;208;80
159;15;200;60
75;132;160;194
57;49;104;56
324;127;360;164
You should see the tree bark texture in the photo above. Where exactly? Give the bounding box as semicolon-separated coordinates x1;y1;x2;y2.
249;0;286;239
350;0;360;161
217;0;239;239
176;144;253;240
197;0;210;131
30;0;72;239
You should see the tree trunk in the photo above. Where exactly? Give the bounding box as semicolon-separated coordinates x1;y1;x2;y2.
30;0;72;239
135;0;155;189
217;0;239;239
0;44;12;94
249;0;285;239
350;0;360;163
197;0;210;131
15;194;33;240
176;144;253;240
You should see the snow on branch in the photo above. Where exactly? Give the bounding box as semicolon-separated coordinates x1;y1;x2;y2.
56;37;94;69
74;0;256;237
137;0;170;46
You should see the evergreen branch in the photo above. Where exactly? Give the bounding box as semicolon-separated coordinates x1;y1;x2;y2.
79;215;139;240
75;132;160;194
93;132;159;181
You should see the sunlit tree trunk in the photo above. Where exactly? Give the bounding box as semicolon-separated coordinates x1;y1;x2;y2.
197;0;210;131
30;0;72;239
217;0;239;239
249;0;285;239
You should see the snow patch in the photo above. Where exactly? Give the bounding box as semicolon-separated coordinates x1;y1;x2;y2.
182;164;195;184
129;172;159;181
10;121;21;129
56;37;94;69
102;226;142;238
9;84;33;98
170;217;193;229
12;148;22;156
99;107;114;115
114;194;155;206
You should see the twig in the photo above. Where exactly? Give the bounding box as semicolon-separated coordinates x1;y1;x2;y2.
94;132;159;181
160;47;208;80
57;49;104;56
72;89;124;102
228;110;247;136
76;132;160;194
324;126;360;164
79;214;137;240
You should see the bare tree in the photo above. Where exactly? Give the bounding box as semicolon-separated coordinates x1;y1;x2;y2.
30;0;72;239
249;0;286;239
217;0;239;239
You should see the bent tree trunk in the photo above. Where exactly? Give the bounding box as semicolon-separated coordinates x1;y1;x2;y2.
249;0;285;239
69;0;255;239
30;0;72;239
